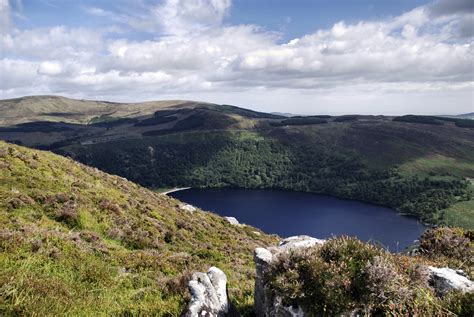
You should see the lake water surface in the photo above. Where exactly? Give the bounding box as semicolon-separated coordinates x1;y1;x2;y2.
170;188;426;251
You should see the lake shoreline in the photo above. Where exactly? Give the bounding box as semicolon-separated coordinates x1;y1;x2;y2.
159;187;192;195
171;187;426;251
165;185;433;228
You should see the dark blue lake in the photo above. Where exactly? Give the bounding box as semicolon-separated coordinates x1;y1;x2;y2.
170;188;426;251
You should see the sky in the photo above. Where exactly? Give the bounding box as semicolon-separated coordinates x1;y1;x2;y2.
0;0;473;115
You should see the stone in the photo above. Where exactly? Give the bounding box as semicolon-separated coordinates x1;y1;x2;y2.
180;204;196;213
224;216;243;226
428;266;474;295
182;267;240;317
254;236;325;317
278;235;325;251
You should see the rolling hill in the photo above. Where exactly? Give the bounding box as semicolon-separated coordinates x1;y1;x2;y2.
0;95;202;126
1;96;473;228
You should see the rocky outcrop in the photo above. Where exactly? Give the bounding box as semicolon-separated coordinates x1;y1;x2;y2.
182;267;240;317
428;267;474;295
254;236;325;317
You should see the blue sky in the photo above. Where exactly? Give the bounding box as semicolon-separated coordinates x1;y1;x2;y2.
13;0;431;41
1;0;473;114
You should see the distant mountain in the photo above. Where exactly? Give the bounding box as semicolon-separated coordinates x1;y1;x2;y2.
439;112;474;120
270;111;299;117
0;95;210;126
456;112;474;119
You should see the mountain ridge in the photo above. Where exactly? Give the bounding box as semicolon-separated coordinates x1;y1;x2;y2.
0;95;217;126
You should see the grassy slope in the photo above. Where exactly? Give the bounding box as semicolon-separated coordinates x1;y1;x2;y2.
0;141;278;315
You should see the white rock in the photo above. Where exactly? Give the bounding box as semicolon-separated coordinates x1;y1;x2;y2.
180;204;196;213
183;267;231;317
278;235;325;251
428;266;474;295
224;216;243;227
255;247;273;264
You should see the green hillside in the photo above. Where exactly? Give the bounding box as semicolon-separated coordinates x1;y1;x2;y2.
0;141;277;315
60;126;474;228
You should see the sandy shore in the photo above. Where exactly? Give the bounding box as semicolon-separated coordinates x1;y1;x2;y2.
160;187;191;195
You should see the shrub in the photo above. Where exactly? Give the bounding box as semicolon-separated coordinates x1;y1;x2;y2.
364;256;409;307
99;199;122;214
419;227;473;262
266;236;470;315
55;201;79;227
268;237;387;315
444;292;474;317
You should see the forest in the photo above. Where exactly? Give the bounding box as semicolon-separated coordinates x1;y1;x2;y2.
60;132;471;225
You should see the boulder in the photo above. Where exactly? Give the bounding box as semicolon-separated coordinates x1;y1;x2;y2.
182;267;240;317
278;235;325;251
254;236;325;317
180;204;196;213
224;216;243;226
428;266;474;295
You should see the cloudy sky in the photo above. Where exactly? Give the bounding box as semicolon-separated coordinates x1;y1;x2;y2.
1;0;473;115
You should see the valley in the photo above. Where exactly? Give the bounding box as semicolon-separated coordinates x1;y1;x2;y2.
1;96;473;229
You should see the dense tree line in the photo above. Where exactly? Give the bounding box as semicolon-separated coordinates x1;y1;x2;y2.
393;115;474;128
393;115;444;125
270;117;328;126
59;132;471;224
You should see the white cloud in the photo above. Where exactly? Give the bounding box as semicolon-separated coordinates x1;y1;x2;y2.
0;0;11;33
0;0;473;114
153;0;231;35
83;6;110;17
1;26;103;60
38;61;63;76
0;59;39;90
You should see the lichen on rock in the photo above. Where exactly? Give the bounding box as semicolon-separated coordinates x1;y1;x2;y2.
182;267;240;317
